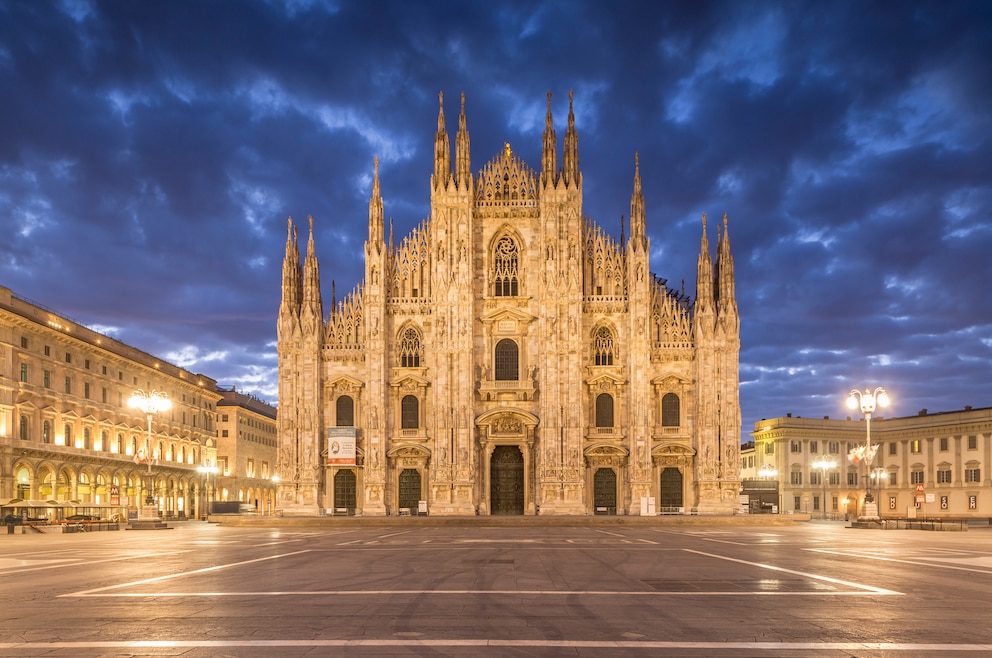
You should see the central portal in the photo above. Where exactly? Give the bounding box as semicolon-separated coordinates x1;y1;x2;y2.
490;445;524;515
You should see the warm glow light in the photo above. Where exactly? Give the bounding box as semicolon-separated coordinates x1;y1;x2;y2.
128;390;173;414
812;457;837;470
847;387;890;415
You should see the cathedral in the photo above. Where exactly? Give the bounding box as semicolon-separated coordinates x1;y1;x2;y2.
276;91;740;516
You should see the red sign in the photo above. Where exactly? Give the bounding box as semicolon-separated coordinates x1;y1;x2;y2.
915;483;925;493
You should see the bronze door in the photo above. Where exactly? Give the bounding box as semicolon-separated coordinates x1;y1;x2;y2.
660;467;683;509
334;470;357;513
490;446;524;515
398;468;421;512
593;468;617;514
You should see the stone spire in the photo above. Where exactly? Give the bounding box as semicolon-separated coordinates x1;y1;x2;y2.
629;153;646;252
279;217;302;318
301;215;323;336
716;213;739;331
455;92;471;190
695;213;714;318
433;91;451;190
541;91;557;188
368;156;384;251
562;90;580;188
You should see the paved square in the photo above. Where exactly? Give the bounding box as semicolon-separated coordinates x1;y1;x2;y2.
2;521;992;656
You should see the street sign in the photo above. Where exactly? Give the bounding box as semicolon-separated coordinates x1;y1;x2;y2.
916;493;926;504
915;483;925;493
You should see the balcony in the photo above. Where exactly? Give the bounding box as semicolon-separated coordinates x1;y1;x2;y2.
478;378;536;402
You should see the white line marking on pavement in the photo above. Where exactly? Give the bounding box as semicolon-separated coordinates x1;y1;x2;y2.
62;549;312;597
0;551;184;575
594;529;626;537
685;549;901;595
806;547;992;575
376;530;413;539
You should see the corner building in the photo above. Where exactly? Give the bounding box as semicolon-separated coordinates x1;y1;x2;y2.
276;92;741;516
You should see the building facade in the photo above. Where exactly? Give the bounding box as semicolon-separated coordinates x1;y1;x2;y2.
215;387;278;514
276;92;741;517
749;407;992;519
0;286;220;519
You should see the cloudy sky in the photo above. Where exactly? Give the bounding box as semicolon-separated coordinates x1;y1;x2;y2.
2;1;990;441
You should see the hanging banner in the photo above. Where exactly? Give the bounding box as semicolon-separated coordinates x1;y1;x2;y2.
327;428;357;465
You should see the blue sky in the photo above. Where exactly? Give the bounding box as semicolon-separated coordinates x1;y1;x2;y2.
1;0;990;441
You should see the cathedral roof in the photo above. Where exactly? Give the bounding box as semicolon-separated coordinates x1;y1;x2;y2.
475;143;538;208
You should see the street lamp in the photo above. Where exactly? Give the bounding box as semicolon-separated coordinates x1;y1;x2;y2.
870;467;888;515
812;456;837;520
847;386;889;520
197;464;219;520
128;390;172;528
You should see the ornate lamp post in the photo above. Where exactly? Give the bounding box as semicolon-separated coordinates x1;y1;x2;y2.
870;467;888;515
197;464;219;520
128;390;172;529
812;456;837;520
847;386;889;520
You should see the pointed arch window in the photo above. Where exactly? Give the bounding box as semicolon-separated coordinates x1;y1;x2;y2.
662;393;680;427
494;339;519;381
401;395;419;429
594;326;616;365
336;395;355;427
492;236;519;296
399;327;422;367
595;393;614;428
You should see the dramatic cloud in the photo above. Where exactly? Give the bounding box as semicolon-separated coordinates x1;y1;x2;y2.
1;0;990;440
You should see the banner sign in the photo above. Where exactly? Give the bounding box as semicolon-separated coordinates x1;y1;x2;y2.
327;428;357;465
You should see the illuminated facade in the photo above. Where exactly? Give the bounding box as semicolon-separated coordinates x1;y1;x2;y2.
276;92;741;516
0;286;219;519
750;407;992;519
215;388;278;514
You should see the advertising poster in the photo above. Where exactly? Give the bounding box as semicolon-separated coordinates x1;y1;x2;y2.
327;427;357;465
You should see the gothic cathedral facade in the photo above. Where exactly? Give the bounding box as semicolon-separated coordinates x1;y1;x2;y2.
276;92;740;516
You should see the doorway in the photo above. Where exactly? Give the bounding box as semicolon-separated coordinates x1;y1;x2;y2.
593;468;617;514
398;468;421;513
490;445;524;515
334;470;357;514
660;467;684;511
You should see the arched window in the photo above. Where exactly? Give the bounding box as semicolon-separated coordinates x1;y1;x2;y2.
595;393;614;428
494;339;519;381
64;423;72;446
19;415;28;440
43;420;51;443
662;393;680;427
594;326;616;365
492;236;519;296
101;430;108;451
401;395;419;429
336;396;355;427
399;327;422;367
83;427;91;450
